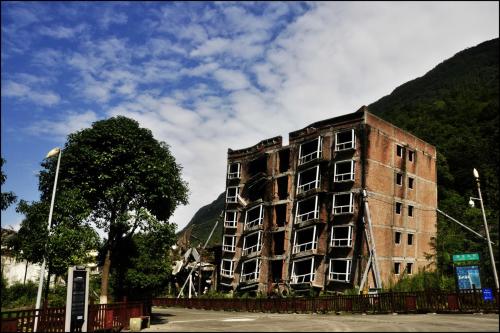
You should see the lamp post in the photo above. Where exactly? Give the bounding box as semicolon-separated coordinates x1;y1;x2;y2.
471;168;499;290
34;147;61;332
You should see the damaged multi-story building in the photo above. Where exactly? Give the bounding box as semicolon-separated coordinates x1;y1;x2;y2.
219;106;437;295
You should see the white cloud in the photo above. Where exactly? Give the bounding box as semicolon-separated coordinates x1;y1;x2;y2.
26;111;99;140
98;9;128;29
2;81;61;106
39;24;87;39
213;68;250;90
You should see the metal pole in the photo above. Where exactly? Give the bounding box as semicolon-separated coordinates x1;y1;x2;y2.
34;149;61;332
177;212;221;298
474;171;499;289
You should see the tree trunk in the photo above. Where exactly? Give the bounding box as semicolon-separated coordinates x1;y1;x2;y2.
100;248;112;304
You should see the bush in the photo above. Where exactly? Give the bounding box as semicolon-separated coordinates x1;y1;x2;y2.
385;269;455;292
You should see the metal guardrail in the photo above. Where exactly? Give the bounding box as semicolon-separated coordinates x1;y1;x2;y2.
153;289;499;314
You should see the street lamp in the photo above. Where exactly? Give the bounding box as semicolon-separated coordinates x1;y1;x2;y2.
471;168;499;289
34;147;62;332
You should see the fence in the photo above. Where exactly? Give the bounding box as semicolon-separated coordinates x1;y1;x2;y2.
153;289;499;314
0;301;150;332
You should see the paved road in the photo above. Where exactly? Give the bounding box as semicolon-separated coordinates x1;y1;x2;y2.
139;307;499;332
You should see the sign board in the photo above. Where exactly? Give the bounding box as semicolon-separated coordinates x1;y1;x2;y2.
65;266;89;332
456;265;481;290
482;288;493;301
452;253;480;263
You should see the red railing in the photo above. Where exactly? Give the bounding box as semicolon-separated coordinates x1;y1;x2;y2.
153;289;499;314
0;301;149;332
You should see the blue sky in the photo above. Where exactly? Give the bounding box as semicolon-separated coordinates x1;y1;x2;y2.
1;1;498;234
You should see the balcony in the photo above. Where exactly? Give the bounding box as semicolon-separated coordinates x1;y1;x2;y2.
292;226;318;255
332;192;354;215
290;257;316;284
296;166;320;195
244;204;264;231
295;195;319;224
328;258;352;282
335;129;355;152
240;258;260;284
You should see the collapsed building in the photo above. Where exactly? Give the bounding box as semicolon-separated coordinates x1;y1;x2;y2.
219;106;437;295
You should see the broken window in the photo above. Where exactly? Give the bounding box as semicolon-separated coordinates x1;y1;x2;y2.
277;176;288;200
298;137;322;165
396;173;403;186
396;144;404;158
408;177;415;189
406;262;413;275
224;210;238;228
279;149;290;173
248;155;267;177
242;230;262;256
335;129;355;151
226;186;239;203
274;204;287;227
329;259;352;282
223;235;236;252
292;226;318;254
395;231;402;244
221;259;235;277
245;204;264;230
394;262;401;275
407;233;414;245
227;162;241;179
240;258;260;283
408;150;415;162
408;205;414;217
334;160;355;182
290;257;315;284
395;202;402;214
271;260;283;282
273;232;285;255
331;225;353;247
295;195;319;223
332;192;354;215
297;165;320;194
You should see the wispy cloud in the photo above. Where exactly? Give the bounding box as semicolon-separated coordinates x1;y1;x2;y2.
2;80;60;106
25;111;99;140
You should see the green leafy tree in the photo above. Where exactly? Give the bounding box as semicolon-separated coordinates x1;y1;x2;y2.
111;220;176;300
38;116;188;303
8;188;100;278
1;158;17;210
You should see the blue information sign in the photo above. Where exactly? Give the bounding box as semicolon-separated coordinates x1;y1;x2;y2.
456;265;481;290
482;288;493;301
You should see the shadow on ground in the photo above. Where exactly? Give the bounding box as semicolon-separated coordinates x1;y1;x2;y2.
150;311;175;325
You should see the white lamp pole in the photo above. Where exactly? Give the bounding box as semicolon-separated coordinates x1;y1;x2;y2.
472;168;499;290
34;148;62;332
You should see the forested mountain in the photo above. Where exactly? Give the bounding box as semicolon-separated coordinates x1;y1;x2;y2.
178;38;499;285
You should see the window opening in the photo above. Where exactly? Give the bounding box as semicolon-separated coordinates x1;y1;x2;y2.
406;263;413;275
226;186;239;203
273;231;285;255
274;204;287;227
331;225;353;247
334;160;355;182
407;233;414;245
395;231;402;244
243;230;262;256
298;137;322;165
408;205;414;217
248;155;267;177
240;258;260;283
223;235;236;252
329;259;352;282
396;144;404;158
277;176;288;200
394;262;401;275
290;257;315;284
408;150;415;162
333;192;354;214
396;173;403;186
297;165;320;194
227;162;241;179
279;149;290;173
224;210;238;228
408;177;414;189
335;129;355;151
292;226;317;254
295;195;319;223
245;204;264;230
271;260;283;283
395;202;402;214
221;259;235;277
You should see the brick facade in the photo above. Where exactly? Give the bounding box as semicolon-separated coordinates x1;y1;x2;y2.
219;106;437;294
